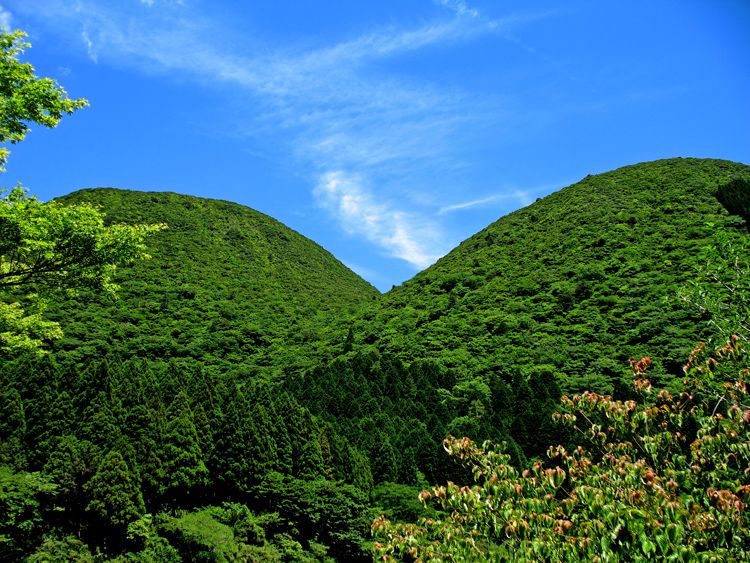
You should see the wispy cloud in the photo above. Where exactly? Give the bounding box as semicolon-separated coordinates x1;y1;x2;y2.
0;4;12;29
438;190;534;215
435;0;480;19
80;27;97;62
314;171;442;269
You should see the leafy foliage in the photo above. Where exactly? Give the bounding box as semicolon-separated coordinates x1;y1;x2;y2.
373;340;750;561
680;226;750;344
0;186;164;293
0;467;56;560
2;43;749;560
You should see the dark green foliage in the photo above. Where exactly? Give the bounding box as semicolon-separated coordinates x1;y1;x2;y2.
85;450;145;531
0;379;26;468
160;392;208;502
254;473;374;561
0;467;56;560
285;350;538;486
212;389;255;496
716;175;750;222
372;482;436;523
43;435;99;529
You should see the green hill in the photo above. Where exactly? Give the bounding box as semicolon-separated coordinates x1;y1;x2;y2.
48;188;379;378
3;159;749;561
350;158;750;394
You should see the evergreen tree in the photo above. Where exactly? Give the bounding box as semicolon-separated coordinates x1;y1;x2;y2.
275;394;325;480
213;389;253;495
160;392;208;504
37;389;76;453
266;399;293;475
191;402;214;462
0;382;26;468
245;403;279;479
79;391;121;451
369;431;398;483
43;435;100;534
85;450;145;531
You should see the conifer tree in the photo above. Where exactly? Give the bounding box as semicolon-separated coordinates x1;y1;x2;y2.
0;382;26;468
267;399;293;475
36;389;75;452
191;402;214;462
245;403;279;479
213;389;253;494
369;431;398;483
85;450;144;530
43;435;99;532
160;392;208;504
79;391;121;451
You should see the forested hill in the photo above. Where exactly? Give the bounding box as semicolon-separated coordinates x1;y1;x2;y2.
351;158;750;394
49;188;379;378
3;160;749;560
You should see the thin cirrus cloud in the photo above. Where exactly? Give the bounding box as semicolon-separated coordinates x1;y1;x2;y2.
0;5;12;29
4;0;547;270
438;190;536;215
315;171;442;270
435;0;480;19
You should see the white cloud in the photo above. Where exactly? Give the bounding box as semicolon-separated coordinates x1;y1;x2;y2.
0;5;12;29
139;0;184;7
314;171;442;269
439;195;504;214
435;0;479;19
80;27;97;62
438;190;533;214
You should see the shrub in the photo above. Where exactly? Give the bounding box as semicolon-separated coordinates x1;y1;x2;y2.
373;338;750;561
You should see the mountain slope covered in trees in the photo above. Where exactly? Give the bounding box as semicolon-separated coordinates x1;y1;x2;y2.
350;158;750;395
48;188;380;379
2;158;749;561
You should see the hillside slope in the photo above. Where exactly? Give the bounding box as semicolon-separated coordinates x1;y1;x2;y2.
49;188;379;377
352;158;750;393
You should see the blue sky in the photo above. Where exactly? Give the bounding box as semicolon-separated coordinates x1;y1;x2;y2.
1;0;748;291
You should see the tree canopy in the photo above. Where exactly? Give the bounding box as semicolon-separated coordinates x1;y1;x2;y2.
0;186;164;293
0;29;163;358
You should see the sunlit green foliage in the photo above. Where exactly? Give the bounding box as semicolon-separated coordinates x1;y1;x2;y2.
680;226;750;345
0;186;164;293
0;187;164;357
355;159;750;395
49;188;379;378
3;26;750;562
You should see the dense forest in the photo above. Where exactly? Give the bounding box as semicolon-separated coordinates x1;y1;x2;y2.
2;26;750;563
2;160;749;561
353;158;750;395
